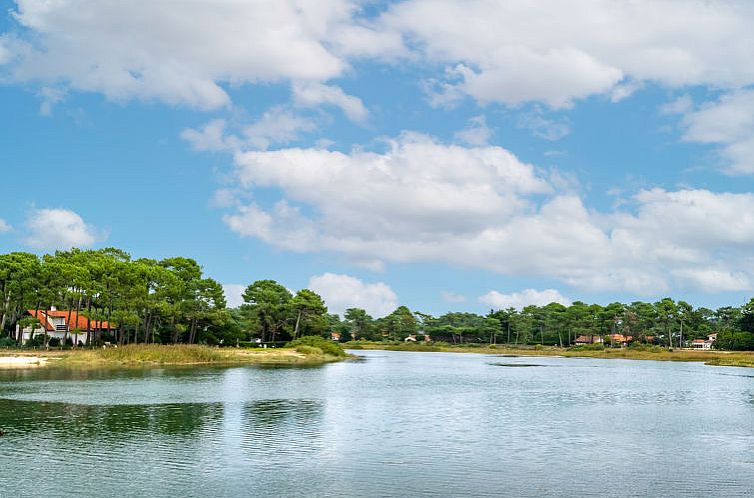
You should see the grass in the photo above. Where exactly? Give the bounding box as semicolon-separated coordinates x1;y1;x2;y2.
343;341;754;368
6;343;350;368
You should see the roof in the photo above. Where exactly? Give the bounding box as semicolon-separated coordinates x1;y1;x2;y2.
691;339;707;344
575;335;603;343
27;310;115;332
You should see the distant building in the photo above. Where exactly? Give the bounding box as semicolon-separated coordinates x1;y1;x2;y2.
331;332;341;342
17;308;115;345
404;334;417;342
574;335;604;345
691;339;709;350
690;333;717;350
607;334;632;347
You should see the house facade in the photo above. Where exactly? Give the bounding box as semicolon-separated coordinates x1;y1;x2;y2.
16;308;115;345
574;335;604;345
691;333;717;350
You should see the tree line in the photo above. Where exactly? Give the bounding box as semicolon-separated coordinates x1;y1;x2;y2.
3;248;754;349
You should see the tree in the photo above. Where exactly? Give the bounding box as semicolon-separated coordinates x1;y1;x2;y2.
654;298;678;348
290;289;327;339
344;308;373;341
242;280;292;342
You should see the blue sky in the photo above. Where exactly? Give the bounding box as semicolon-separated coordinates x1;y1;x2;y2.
3;0;754;317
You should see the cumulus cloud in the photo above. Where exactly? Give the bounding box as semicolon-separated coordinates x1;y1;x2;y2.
517;110;571;141
0;218;10;233
6;1;754;113
222;284;247;309
679;90;754;174
381;0;754;107
382;0;754;108
292;82;368;123
182;108;317;152
441;292;466;304
454;115;492;145
24;208;102;249
2;0;375;109
308;273;398;317
218;132;754;295
479;289;572;310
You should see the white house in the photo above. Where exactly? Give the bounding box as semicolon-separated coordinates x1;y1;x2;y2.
16;308;115;345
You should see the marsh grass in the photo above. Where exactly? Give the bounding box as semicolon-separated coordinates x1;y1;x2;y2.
345;342;754;368
53;344;347;367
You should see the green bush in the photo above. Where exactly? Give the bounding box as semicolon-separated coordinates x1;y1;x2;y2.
0;336;17;348
286;336;346;357
295;345;323;355
628;343;664;353
569;343;605;351
714;330;754;350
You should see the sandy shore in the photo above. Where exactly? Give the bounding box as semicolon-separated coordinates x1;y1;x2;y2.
0;356;49;369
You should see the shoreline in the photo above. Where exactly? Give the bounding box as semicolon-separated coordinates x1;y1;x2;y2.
0;344;349;370
345;342;754;368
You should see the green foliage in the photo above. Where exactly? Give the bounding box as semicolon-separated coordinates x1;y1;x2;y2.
715;330;754;350
294;345;323;355
286;336;346;357
628;343;664;353
569;344;605;351
0;336;17;347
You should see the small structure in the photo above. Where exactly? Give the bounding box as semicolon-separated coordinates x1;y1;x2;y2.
17;308;115;345
330;332;341;342
574;335;604;345
404;334;417;342
607;334;630;347
691;333;717;350
691;339;709;350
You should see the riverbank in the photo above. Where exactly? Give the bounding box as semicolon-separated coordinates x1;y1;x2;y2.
0;344;348;369
344;342;754;368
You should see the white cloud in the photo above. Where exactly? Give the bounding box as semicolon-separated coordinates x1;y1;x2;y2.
454;115;492;145
24;208;102;249
517;110;571;141
479;289;571;310
680;90;754;174
220;132;754;295
0;218;10;233
0;36;11;65
308;273;398;318
292;82;368;123
181;119;237;152
4;0;368;109
660;94;693;116
182;108;316;152
38;86;65;116
222;284;247;309
441;292;466;304
380;0;754;107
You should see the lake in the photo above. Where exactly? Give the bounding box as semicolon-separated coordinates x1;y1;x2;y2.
1;350;753;497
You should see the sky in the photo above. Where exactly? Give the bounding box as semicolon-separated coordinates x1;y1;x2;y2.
3;0;754;318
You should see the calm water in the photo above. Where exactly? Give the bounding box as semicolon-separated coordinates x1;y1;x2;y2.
1;350;753;497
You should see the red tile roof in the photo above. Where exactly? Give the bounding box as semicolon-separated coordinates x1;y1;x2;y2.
27;310;115;332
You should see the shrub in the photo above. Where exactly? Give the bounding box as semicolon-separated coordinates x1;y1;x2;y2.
295;345;323;355
628;343;664;353
47;337;61;347
569;343;605;351
0;336;17;348
286;336;346;357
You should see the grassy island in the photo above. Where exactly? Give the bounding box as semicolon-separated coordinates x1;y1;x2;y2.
0;339;350;369
344;341;754;368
